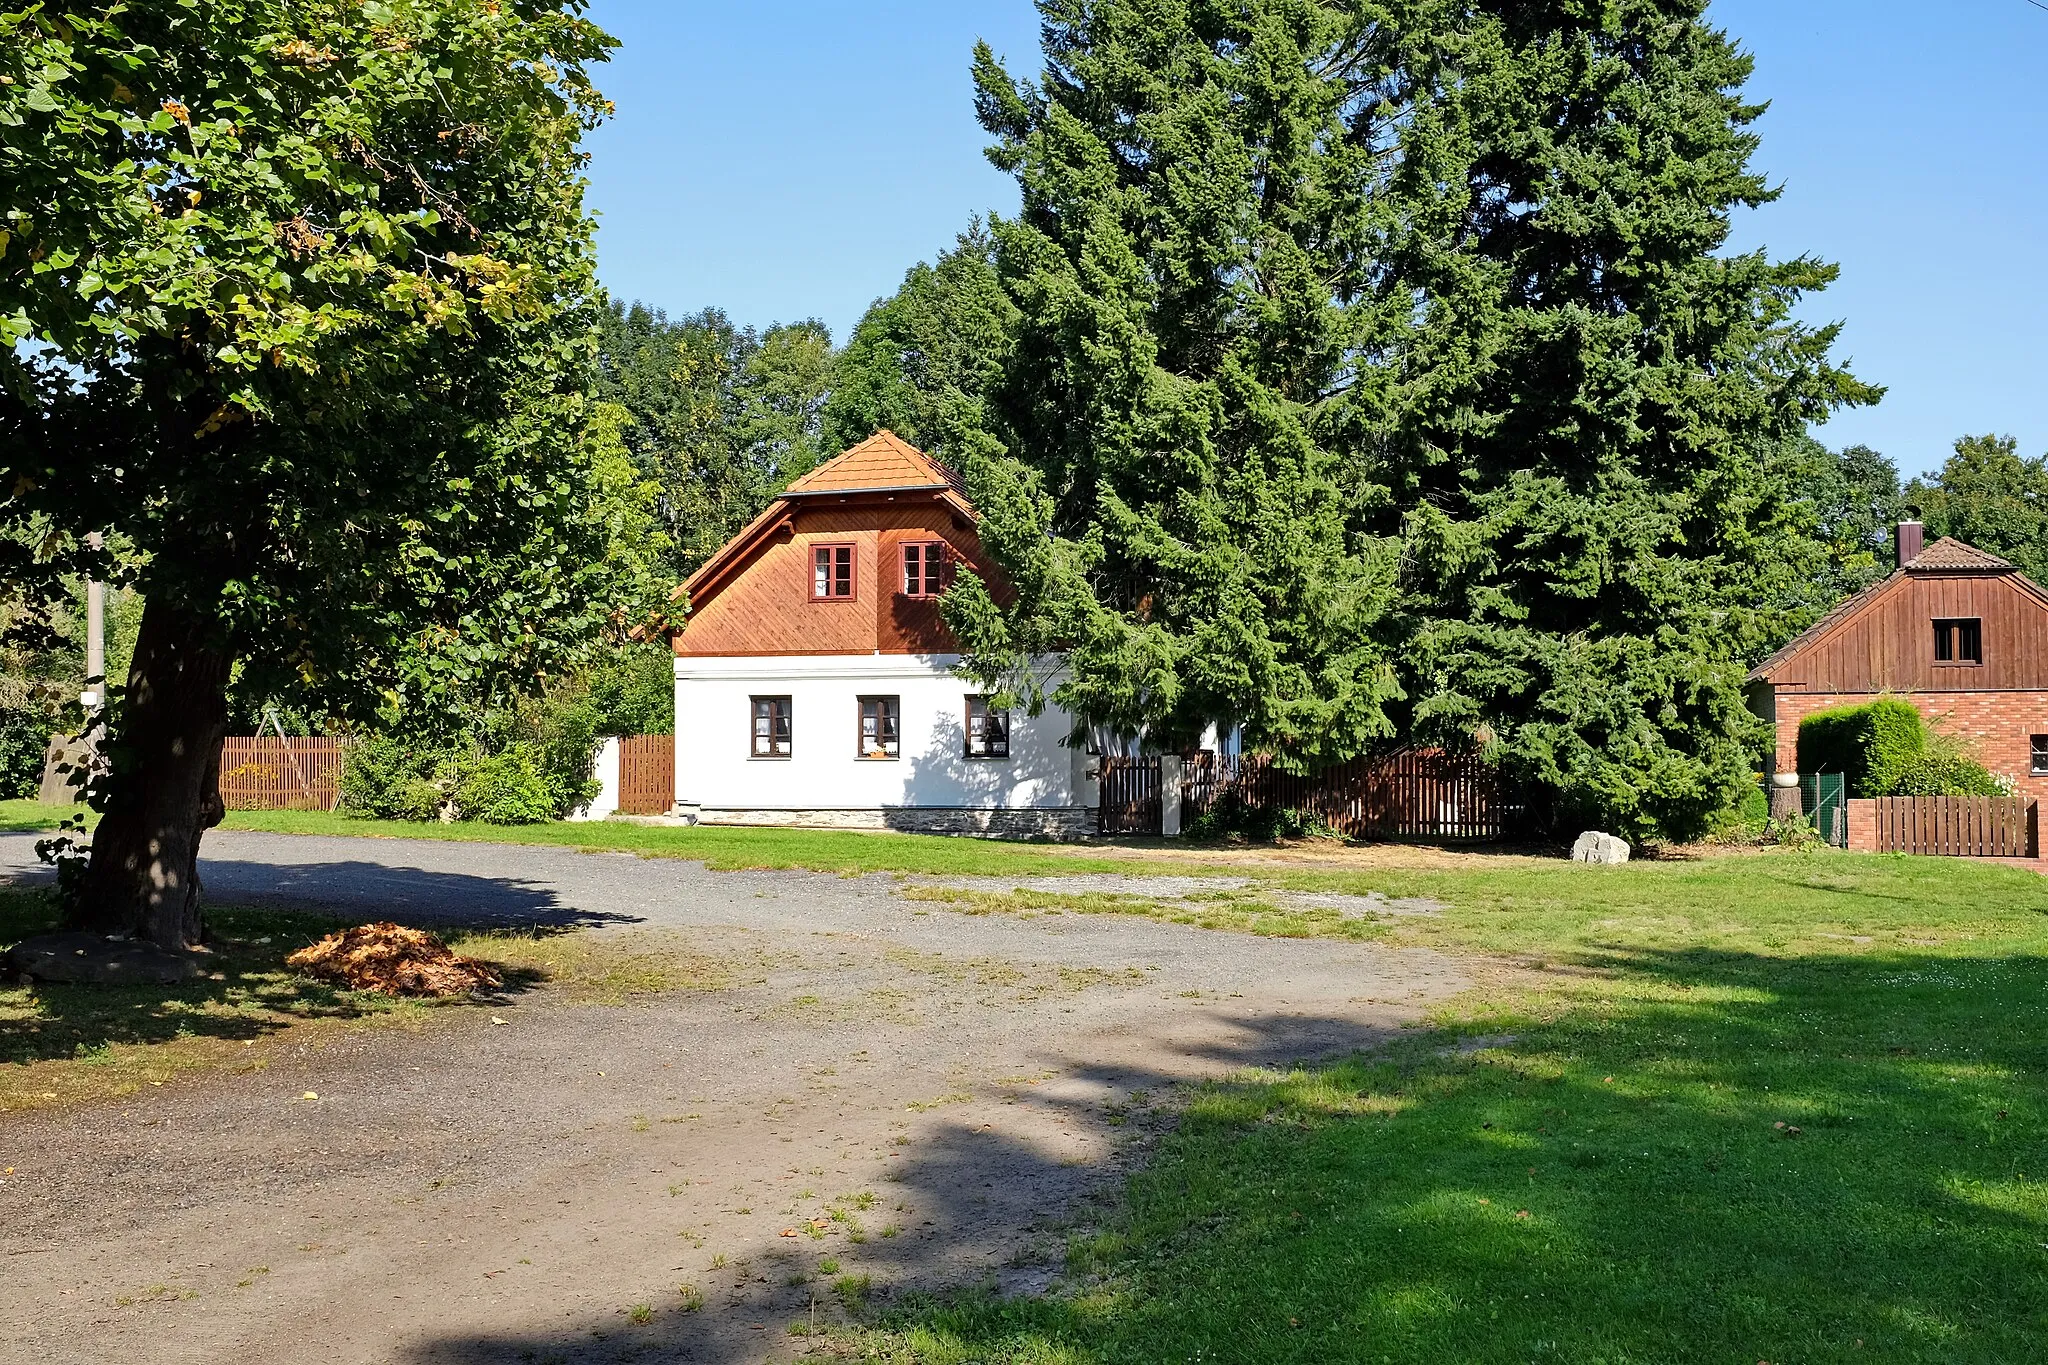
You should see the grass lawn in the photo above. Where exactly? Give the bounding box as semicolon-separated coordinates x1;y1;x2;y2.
847;855;2048;1363
0;799;1189;877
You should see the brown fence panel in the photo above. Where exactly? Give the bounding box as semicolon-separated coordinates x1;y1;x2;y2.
217;737;353;811
1098;757;1162;836
1875;795;2036;858
1175;748;1510;842
617;735;675;816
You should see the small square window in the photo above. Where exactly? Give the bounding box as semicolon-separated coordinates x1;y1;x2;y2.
751;696;792;757
1933;617;1982;665
812;543;855;599
858;696;900;759
902;542;948;598
965;696;1010;759
2032;735;2048;776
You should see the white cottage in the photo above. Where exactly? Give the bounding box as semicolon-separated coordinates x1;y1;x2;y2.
668;432;1094;835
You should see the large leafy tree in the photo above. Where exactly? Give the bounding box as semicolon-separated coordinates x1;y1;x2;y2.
823;221;1018;466
595;302;835;574
1387;1;1878;838
949;2;1411;761
1906;435;2048;581
1;0;617;947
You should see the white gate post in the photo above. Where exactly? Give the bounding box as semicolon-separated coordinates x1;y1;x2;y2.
1160;755;1184;838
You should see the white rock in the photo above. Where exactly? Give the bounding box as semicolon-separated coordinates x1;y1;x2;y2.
1570;831;1631;865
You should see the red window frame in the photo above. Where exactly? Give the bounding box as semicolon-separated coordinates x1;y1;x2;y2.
811;542;856;600
901;541;948;599
965;696;1009;759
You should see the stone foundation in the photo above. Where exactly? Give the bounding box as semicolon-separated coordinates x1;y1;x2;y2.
693;807;1098;839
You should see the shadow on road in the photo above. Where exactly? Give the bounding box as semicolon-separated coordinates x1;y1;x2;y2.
388;1007;1405;1365
195;856;644;932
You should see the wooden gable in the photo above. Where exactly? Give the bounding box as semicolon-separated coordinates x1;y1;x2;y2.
1752;537;2048;693
672;433;999;658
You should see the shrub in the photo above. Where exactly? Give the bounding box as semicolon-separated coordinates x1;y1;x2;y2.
1796;699;1926;797
338;735;457;821
1795;699;2006;797
1887;733;2006;797
454;745;557;824
0;709;52;800
1702;782;1769;844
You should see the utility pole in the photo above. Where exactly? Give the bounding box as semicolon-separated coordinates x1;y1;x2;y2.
83;531;106;716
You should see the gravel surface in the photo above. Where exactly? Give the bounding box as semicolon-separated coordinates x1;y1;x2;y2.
0;830;1470;1364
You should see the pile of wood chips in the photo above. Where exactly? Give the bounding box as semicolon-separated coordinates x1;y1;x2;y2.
286;922;502;997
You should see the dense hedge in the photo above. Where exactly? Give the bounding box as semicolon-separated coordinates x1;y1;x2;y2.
1796;699;2003;797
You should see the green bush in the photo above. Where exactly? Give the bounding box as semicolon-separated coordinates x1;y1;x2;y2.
338;735;457;821
0;709;52;800
454;745;557;824
1702;782;1770;843
1887;739;2006;797
1795;699;2005;797
1796;699;1927;797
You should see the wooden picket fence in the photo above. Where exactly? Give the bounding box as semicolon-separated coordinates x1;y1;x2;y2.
1100;748;1514;841
1183;749;1511;841
1873;795;2037;858
217;736;353;811
1098;756;1163;836
617;734;674;816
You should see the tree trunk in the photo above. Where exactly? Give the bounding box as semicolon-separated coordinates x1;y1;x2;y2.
69;596;232;950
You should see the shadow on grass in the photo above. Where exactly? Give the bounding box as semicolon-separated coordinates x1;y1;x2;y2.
397;944;2048;1364
0;886;560;1068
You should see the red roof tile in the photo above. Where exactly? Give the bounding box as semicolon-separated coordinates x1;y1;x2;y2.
1905;536;2011;571
784;430;963;497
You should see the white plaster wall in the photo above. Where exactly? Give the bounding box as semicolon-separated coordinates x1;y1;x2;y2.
566;737;620;821
674;654;1080;810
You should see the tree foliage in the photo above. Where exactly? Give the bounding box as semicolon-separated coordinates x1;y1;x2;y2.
949;0;1877;837
595;301;834;574
1;0;618;943
823;222;1017;466
1907;435;2048;581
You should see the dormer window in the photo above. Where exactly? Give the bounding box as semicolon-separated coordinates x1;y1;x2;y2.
1933;617;1982;665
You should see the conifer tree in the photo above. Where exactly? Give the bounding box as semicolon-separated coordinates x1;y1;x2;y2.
955;1;1874;836
1386;1;1878;837
950;2;1411;761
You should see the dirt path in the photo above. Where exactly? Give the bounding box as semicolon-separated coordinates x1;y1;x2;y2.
0;832;1470;1364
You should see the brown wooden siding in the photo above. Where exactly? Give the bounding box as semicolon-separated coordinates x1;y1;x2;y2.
677;495;996;658
1770;573;2048;693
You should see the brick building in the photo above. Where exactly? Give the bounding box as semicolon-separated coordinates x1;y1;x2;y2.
1749;522;2048;797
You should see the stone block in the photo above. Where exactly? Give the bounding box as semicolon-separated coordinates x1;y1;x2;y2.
1570;830;1631;865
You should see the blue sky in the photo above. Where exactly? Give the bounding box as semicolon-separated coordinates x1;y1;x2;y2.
581;0;2047;478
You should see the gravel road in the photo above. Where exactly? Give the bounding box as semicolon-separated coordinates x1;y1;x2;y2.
0;830;1470;1364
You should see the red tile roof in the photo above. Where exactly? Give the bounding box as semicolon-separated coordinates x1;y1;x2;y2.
1905;536;2011;571
784;430;964;497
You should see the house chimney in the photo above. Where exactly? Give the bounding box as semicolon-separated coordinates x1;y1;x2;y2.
1896;519;1924;568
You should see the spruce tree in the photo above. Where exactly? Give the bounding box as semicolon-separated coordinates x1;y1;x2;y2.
954;1;1874;837
950;2;1411;761
1386;1;1878;838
